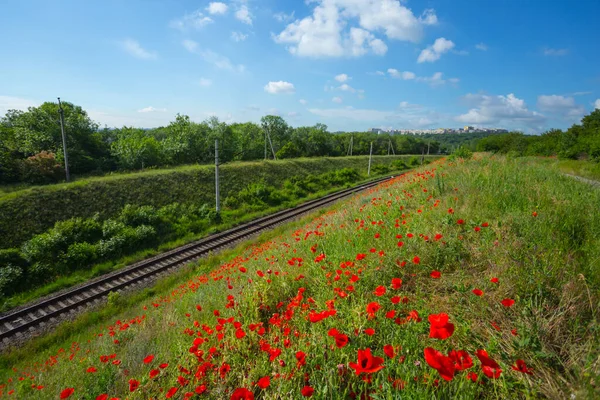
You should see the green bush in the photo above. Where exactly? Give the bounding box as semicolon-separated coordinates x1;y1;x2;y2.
19;151;64;184
408;156;420;166
0;264;25;296
371;164;390;174
449;146;473;160
63;242;97;270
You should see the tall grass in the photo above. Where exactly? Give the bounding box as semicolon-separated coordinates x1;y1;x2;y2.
0;155;597;399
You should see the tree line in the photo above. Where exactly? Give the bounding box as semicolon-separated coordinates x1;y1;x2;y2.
0;101;442;185
476;109;600;159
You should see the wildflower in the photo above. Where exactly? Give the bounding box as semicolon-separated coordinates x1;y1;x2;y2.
472;288;483;296
424;348;455;381
476;349;502;378
391;278;402;289
195;385;207;394
501;298;515;307
364;328;375;336
335;334;349;348
532;211;538;217
366;302;381;318
96;394;108;400
457;219;465;225
60;388;75;399
490;277;499;284
466;371;478;382
412;256;420;264
220;363;231;378
428;313;455;340
383;344;395;359
301;386;315;397
129;379;140;392
430;270;441;279
448;350;473;371
512;359;533;375
149;369;160;379
143;354;154;364
257;376;270;389
231;388;254;400
356;253;366;261
166;387;179;398
348;348;385;375
86;366;97;373
374;286;386;296
296;351;307;367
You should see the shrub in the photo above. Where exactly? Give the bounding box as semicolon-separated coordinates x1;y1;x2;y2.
19;151;64;184
0;264;26;296
63;242;97;270
371;164;390;175
408;156;420;166
449;146;473;160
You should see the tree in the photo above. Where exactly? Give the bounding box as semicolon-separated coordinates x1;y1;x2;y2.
261;115;290;158
110;127;162;169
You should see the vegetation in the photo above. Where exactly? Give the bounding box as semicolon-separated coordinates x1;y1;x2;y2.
476;109;600;160
1;155;597;399
0;101;441;186
0;161;430;308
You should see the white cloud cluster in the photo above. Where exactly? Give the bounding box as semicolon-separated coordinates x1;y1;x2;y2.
417;37;455;63
595;99;600;109
386;69;457;86
537;95;585;119
475;43;488;51
273;0;437;58
138;106;167;113
169;10;213;31
231;31;248;42
236;5;253;25
119;39;157;60
332;96;343;103
456;93;545;127
543;47;568;56
274;11;295;23
335;73;350;82
198;78;213;87
207;2;228;15
182;40;245;72
264;81;296;94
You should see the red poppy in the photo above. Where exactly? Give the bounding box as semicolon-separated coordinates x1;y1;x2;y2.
412;256;420;264
296;351;307;367
366;302;381;318
364;328;375;336
501;298;515;307
423;348;455;381
457;219;465;225
257;376;270;389
476;349;502;378
143;354;154;364
474;226;481;232
301;386;315;397
220;363;231;378
60;388;75;399
430;270;441;279
96;395;108;400
490;277;499;284
166;387;179;398
434;233;443;241
391;278;402;289
383;344;395;359
149;369;160;379
511;359;533;375
348;348;385;376
159;363;169;369
374;285;386;296
472;288;483;296
532;211;538;217
448;208;454;214
385;310;396;319
86;366;97;373
466;371;478;382
231;388;254;400
195;385;207;394
511;328;518;336
391;296;401;304
448;350;473;371
356;253;366;261
335;334;349;348
428;313;455;340
129;379;140;392
235;329;246;339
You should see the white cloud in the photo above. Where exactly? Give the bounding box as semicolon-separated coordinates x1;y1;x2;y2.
236;5;253;25
274;11;295;23
456;93;546;127
416;72;458;87
119;39;157;60
419;9;438;25
374;71;385;76
198;78;213;87
299;99;308;105
231;31;248;42
387;69;415;80
475;43;488;51
417;37;455;63
267;108;281;116
287;111;300;117
206;2;228;15
138;106;167;113
264;81;296;94
273;0;435;58
537;95;585;119
0;95;40;117
543;47;568;56
335;73;350;82
339;84;355;92
399;101;421;109
169;10;213;31
332;96;343;103
595;99;600;109
182;40;245;72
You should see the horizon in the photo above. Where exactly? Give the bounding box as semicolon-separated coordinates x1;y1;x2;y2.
1;0;599;134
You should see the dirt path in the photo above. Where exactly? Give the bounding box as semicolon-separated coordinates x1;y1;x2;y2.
565;173;600;187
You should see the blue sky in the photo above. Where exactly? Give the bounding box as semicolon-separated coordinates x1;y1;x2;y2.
1;0;599;133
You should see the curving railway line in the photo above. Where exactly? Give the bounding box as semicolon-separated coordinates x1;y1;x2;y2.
0;175;395;346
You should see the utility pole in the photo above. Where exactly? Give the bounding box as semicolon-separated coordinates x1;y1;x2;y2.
421;146;425;165
390;139;396;156
57;98;70;182
367;141;373;176
350;135;353;156
266;127;277;160
387;139;391;156
427;141;431;156
264;128;267;160
215;139;220;213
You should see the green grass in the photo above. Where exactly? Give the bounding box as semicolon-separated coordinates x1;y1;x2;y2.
1;155;598;399
557;159;600;181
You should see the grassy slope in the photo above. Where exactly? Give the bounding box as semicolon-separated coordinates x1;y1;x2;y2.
0;155;438;249
0;155;598;399
557;159;600;181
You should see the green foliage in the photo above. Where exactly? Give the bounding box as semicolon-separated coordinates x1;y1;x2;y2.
449;146;473;160
19;151;64;184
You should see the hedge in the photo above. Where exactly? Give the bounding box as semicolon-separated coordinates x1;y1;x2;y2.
0;155;439;248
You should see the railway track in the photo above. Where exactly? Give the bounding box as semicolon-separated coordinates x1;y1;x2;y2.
0;175;394;345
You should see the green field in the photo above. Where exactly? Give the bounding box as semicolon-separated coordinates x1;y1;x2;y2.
0;154;598;399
